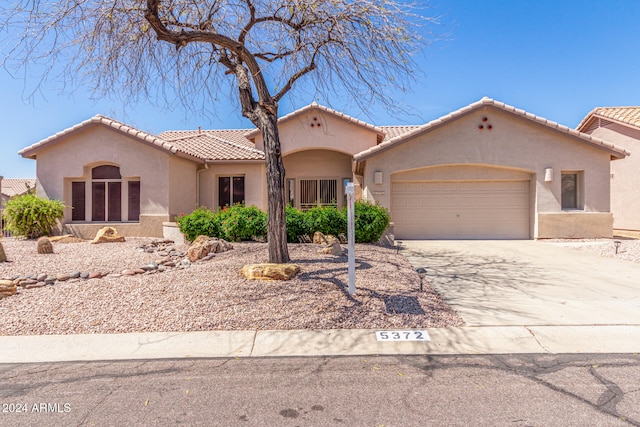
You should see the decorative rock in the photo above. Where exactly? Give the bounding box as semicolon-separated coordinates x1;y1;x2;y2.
88;271;103;279
45;276;56;284
25;282;46;290
18;279;37;287
312;232;340;245
70;271;81;279
163;261;176;268
133;268;145;274
318;242;343;256
80;272;90;279
0;280;17;298
181;259;191;266
37;237;54;254
121;269;136;276
91;227;126;244
241;263;301;281
56;274;70;282
0;242;6;262
187;235;233;262
36;273;47;282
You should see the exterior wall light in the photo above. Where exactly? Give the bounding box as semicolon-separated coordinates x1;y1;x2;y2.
374;171;383;185
544;167;554;182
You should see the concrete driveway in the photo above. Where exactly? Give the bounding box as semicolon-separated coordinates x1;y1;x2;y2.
399;240;640;327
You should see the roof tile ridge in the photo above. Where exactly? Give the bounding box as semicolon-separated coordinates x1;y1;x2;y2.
209;134;264;154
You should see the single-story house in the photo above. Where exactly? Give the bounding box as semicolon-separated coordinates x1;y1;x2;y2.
577;107;640;232
19;97;627;240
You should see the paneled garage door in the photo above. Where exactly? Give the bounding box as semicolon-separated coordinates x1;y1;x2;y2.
391;180;530;239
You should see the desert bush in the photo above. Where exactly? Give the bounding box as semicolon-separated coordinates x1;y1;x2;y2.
2;193;64;238
351;200;390;243
303;205;346;237
219;205;267;242
285;205;309;242
176;207;221;242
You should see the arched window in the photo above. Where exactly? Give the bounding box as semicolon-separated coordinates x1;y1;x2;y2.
71;165;140;222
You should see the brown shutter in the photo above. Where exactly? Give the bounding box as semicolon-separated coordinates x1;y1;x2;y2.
128;181;140;221
92;182;106;221
108;182;122;221
71;182;85;221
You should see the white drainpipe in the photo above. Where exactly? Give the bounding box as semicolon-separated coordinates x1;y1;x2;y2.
196;163;209;207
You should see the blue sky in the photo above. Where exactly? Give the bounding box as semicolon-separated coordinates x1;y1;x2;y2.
1;0;639;178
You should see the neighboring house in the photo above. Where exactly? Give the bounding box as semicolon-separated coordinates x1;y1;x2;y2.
577;107;640;232
19;97;627;240
1;178;36;235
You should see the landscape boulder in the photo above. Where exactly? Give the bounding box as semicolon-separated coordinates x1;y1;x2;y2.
318;242;343;256
37;237;54;254
0;280;17;299
241;263;301;281
313;232;340;245
187;235;233;262
91;227;125;244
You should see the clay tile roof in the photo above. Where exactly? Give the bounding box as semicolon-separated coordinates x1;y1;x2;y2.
159;130;264;161
379;125;423;142
355;97;629;161
19;115;180;159
577;106;640;131
1;178;36;197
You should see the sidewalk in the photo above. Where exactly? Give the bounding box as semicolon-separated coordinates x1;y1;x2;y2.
2;325;640;363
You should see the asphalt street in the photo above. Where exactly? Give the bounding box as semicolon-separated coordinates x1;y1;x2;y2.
1;354;639;426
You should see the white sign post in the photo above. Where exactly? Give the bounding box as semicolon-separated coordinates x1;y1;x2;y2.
346;183;356;295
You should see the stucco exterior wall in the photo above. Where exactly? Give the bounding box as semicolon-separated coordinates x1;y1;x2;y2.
168;156;198;220
254;110;379;156
589;125;640;231
361;107;613;239
33;124;188;237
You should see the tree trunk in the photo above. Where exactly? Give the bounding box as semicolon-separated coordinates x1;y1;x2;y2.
257;109;290;264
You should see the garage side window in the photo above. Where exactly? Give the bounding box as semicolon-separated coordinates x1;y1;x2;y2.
561;172;581;210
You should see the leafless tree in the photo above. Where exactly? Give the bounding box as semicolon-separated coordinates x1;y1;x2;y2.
1;0;435;263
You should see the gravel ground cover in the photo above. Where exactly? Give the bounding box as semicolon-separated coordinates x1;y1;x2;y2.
0;238;464;335
543;237;640;264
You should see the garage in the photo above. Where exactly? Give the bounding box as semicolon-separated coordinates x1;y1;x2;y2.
391;180;530;239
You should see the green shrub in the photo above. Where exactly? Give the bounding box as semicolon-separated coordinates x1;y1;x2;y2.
285;205;308;242
351;200;390;243
304;205;346;237
176;207;220;242
219;204;267;242
2;193;64;238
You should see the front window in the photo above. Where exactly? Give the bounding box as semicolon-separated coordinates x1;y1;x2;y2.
70;165;140;222
561;172;579;210
218;176;245;208
300;178;337;210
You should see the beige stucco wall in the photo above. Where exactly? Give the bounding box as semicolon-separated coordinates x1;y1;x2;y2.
361;107;613;239
254;109;379;156
197;163;266;210
588;125;640;231
33;124;197;237
168;156;198;220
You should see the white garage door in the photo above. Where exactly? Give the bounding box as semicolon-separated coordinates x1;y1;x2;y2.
391;180;530;239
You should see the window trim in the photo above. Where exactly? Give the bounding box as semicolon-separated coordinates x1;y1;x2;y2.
218;175;245;208
561;171;584;211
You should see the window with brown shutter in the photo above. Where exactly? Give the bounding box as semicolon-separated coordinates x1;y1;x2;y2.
128;181;140;221
71;182;85;221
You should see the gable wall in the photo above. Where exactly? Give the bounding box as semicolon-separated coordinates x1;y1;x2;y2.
254;110;379;156
361;108;613;238
33;125;193;237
